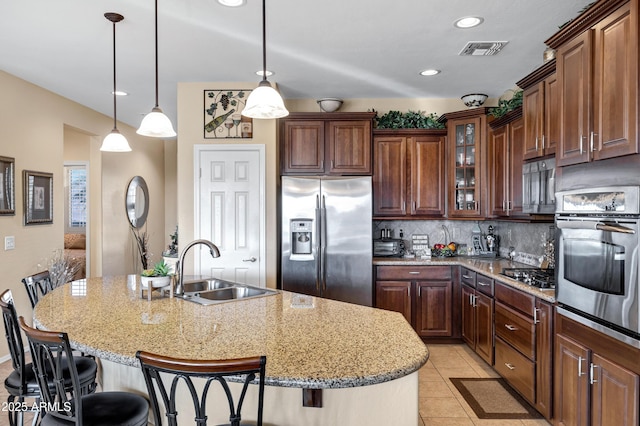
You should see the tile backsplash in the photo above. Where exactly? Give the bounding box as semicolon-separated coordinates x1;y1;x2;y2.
373;220;555;267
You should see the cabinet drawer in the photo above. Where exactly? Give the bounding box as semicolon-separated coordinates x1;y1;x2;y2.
377;266;451;281
495;302;535;360
494;337;535;403
495;282;534;317
476;274;494;297
460;267;476;287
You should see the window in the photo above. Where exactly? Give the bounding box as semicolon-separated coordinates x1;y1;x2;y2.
65;166;86;231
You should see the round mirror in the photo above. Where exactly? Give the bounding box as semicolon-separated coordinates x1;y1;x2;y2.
125;176;149;228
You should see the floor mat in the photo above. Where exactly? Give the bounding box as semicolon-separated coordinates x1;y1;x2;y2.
450;377;543;419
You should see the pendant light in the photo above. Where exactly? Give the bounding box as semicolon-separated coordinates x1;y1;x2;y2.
241;0;289;119
101;13;132;152
136;0;177;138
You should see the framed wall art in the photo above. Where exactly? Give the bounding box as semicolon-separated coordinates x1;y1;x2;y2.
0;156;15;215
204;89;253;139
23;170;53;225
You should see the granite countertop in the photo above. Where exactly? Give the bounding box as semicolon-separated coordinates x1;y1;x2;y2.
33;276;429;389
374;256;556;303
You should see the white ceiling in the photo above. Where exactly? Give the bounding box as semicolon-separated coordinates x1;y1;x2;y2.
0;1;593;133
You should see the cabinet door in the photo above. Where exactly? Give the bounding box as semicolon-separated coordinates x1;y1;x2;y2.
535;299;553;419
411;136;445;216
508;117;525;216
557;30;592;167
449;117;484;217
475;292;494;365
555;334;590;426
523;82;544;160
592;3;637;161
416;280;452;337
461;284;476;348
375;280;412;324
373;137;406;216
327;120;372;174
591;353;639;426
488;125;508;216
281;121;325;174
543;73;559;156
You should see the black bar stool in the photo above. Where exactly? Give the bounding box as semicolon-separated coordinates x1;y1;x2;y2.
0;290;97;426
136;350;267;426
21;271;53;308
18;317;149;426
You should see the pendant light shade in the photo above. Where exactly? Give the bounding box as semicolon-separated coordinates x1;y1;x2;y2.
101;13;131;152
137;0;176;137
241;0;288;119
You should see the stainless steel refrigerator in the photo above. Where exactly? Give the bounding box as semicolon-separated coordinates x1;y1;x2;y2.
281;176;372;306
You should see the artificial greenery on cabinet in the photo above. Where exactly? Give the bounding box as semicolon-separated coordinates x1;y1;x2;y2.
372;110;445;129
489;90;523;118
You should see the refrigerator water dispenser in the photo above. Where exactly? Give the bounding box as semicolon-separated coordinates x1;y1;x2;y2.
290;219;313;260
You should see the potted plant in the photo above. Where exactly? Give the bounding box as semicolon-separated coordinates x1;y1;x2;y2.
140;260;172;289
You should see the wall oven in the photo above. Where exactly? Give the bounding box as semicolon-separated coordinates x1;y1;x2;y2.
556;186;640;338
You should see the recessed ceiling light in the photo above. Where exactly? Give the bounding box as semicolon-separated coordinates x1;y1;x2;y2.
112;91;128;96
420;69;440;76
217;0;246;6
256;70;274;77
454;16;484;29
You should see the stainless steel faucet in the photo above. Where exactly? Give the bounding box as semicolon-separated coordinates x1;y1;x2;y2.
175;239;220;296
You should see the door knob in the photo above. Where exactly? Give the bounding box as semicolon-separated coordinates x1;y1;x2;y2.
242;257;257;262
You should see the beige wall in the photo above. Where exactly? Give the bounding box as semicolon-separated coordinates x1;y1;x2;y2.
0;70;166;359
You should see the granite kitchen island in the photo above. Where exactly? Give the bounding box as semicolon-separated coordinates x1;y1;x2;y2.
33;276;429;425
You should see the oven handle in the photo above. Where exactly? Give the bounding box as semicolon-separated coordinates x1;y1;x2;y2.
556;220;636;234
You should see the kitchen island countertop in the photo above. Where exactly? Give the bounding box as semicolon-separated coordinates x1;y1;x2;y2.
374;256;556;302
33;276;429;389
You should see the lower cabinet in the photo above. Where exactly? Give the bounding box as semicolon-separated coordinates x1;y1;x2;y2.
493;281;553;419
460;268;494;365
555;311;640;426
376;266;453;338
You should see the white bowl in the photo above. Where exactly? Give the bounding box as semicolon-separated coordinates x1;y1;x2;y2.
461;94;488;108
317;98;343;112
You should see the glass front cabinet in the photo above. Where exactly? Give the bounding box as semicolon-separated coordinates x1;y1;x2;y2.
441;108;489;218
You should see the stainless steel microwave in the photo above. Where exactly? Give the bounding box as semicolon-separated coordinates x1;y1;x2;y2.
523;158;555;214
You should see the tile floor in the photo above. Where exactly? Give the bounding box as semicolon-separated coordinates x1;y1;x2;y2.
420;344;551;426
0;343;551;426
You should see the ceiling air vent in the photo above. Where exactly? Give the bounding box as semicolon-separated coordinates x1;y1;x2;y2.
459;41;509;56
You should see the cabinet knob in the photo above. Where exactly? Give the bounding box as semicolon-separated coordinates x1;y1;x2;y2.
504;324;517;331
505;363;516;370
578;356;586;377
590;363;598;384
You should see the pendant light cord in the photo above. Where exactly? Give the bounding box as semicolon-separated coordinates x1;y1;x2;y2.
154;0;160;107
111;19;118;130
261;0;267;82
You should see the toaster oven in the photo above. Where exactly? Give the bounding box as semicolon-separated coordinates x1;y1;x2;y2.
373;238;405;257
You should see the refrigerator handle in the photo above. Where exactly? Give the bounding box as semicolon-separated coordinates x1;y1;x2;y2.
315;195;321;292
321;195;328;292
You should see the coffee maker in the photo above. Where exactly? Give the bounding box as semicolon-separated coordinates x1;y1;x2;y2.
472;224;500;257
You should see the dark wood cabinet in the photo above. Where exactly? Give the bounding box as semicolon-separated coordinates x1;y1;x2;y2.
488;109;525;217
280;112;374;175
549;1;637;167
441;108;489;218
493;281;553;419
518;60;558;160
376;265;453;338
555;310;640;426
373;129;446;218
460;268;494;365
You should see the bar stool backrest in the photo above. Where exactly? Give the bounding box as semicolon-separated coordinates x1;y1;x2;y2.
22;270;53;308
136;351;266;426
0;290;28;392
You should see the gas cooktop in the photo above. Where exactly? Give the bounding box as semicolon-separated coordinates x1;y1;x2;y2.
501;268;556;289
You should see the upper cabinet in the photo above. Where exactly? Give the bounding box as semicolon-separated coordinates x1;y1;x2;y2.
441;108;490;219
373;129;446;218
546;0;637;166
517;60;559;160
279;112;375;175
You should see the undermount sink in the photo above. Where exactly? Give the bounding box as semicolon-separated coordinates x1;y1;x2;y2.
181;281;277;305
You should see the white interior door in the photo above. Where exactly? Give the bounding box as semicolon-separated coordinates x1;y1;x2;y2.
196;145;265;286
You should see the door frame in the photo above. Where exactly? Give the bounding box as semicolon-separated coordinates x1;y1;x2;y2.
63;161;90;277
193;144;266;286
